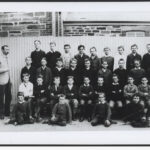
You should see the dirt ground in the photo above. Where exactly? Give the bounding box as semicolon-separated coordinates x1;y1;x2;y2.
0;117;150;132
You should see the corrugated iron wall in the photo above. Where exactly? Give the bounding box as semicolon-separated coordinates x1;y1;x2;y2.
0;36;150;104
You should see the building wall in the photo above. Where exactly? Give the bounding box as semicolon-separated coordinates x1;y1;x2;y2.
63;22;150;37
1;36;150;104
0;12;53;37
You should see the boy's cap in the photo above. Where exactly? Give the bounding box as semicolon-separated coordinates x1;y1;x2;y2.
17;92;24;97
67;76;74;79
56;57;63;62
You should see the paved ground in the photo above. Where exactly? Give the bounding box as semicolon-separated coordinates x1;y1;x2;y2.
0;117;150;131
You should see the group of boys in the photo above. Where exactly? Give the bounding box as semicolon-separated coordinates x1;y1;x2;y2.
6;41;150;127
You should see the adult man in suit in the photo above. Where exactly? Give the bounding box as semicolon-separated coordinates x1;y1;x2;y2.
0;45;12;119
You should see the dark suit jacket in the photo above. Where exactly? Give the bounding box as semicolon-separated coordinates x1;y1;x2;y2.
36;66;52;87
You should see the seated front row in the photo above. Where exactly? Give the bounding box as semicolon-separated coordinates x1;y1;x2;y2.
6;72;150;127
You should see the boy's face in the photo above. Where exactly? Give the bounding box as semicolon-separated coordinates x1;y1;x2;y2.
128;77;134;84
141;78;148;84
18;95;24;103
67;78;74;85
118;60;124;68
50;43;56;51
85;61;91;68
23;76;29;83
102;62;108;69
78;46;84;54
147;45;150;53
59;96;65;104
56;60;63;68
90;48;97;56
134;60;140;68
97;78;104;85
37;78;43;85
98;94;105;103
54;78;60;85
84;77;90;85
25;58;32;65
118;47;124;55
70;61;77;68
2;46;9;55
131;46;137;53
34;41;41;49
113;76;119;83
104;48;110;55
133;96;140;103
64;46;70;53
41;59;47;66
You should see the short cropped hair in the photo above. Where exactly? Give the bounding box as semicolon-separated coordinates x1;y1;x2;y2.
64;44;71;48
131;44;138;49
90;47;97;51
50;41;56;46
1;45;8;51
34;40;41;44
118;46;124;50
78;45;85;50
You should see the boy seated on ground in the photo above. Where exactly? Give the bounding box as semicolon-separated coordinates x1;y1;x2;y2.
78;76;94;122
64;76;78;121
109;74;124;119
33;75;48;122
123;93;146;127
91;92;111;127
19;73;34;118
48;94;72;126
6;92;34;125
123;76;138;105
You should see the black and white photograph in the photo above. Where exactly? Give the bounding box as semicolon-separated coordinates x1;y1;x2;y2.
0;2;150;145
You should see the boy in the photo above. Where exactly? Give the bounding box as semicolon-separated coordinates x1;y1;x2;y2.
66;58;80;87
98;60;112;90
31;40;46;69
123;93;145;126
33;75;48;121
19;73;33;117
21;56;36;84
6;92;34;125
46;41;61;71
63;44;72;69
79;76;94;122
100;47;114;72
74;45;89;78
53;58;66;86
123;76;138;105
126;44;142;72
89;47;100;72
114;46;126;70
49;94;72;126
138;77;150;106
82;58;95;86
129;59;146;86
64;76;78;121
49;77;64;114
94;76;107;102
109;74;123;119
91;92;111;127
36;57;52;88
113;58;127;89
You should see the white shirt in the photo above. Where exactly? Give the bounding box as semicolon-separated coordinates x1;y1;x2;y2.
63;53;72;69
19;82;33;97
114;54;126;70
0;52;10;85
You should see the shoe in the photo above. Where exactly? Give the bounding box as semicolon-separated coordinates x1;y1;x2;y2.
0;116;4;120
87;117;92;122
79;117;84;122
13;122;18;126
